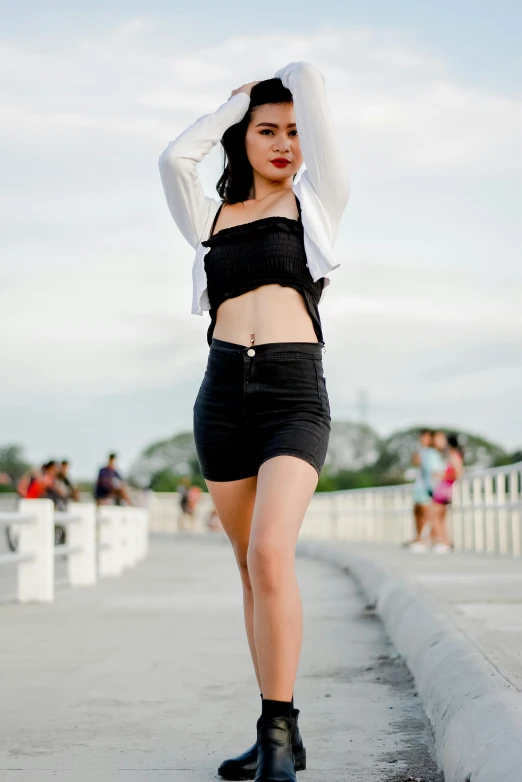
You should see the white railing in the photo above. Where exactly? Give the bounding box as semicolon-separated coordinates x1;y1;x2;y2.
0;500;149;602
148;491;213;533
301;461;522;556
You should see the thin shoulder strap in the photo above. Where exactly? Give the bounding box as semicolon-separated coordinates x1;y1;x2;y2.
209;202;224;238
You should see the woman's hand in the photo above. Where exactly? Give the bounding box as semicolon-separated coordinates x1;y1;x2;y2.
230;80;261;98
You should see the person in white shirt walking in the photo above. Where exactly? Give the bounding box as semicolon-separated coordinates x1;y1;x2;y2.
158;62;349;782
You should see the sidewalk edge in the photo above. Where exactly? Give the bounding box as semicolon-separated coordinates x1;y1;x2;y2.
297;540;522;782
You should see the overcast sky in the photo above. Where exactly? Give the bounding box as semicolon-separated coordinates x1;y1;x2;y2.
1;1;521;478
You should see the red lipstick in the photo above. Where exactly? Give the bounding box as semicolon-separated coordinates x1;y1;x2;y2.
271;158;291;168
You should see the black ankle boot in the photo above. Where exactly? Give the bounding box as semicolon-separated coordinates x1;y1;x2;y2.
217;708;306;780
255;715;296;781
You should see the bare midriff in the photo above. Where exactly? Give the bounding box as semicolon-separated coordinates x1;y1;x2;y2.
210;192;319;347
212;284;318;347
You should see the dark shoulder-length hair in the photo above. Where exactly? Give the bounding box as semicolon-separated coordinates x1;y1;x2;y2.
216;78;294;205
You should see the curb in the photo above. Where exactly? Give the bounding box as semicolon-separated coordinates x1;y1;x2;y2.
297;540;522;782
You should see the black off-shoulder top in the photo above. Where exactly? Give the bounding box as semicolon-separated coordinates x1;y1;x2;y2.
201;195;325;347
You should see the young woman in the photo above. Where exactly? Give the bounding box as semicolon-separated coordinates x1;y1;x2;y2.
158;61;349;782
430;433;464;553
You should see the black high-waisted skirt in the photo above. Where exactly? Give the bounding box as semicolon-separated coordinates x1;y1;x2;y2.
193;338;331;482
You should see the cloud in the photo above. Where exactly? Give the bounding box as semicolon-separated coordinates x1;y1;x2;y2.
0;23;520;170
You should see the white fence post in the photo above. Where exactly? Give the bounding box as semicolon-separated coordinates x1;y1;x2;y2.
18;499;54;603
97;507;124;577
67;502;97;586
510;470;521;557
132;509;141;560
121;508;137;569
136;508;149;561
497;473;508;555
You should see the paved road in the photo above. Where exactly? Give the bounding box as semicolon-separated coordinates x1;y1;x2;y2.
1;533;443;781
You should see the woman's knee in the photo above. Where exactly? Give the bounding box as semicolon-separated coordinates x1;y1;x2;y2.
247;537;289;594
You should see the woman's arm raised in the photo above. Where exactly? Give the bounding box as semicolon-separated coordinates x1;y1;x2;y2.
274;61;349;240
158;92;251;249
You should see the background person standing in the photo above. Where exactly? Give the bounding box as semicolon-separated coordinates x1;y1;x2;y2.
56;460;80;506
405;429;435;551
430;433;464;553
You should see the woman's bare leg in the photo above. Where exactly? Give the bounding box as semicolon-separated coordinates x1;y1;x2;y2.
414;503;427;538
205;475;261;691
430;503;452;545
247;455;319;701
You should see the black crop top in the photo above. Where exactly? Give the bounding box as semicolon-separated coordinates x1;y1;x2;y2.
201;195;325;347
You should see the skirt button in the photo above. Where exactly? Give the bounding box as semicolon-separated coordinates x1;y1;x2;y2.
247;348;255;357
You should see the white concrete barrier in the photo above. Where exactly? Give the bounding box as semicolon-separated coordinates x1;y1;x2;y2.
65;503;97;587
18;499;55;603
134;507;149;561
96;506;149;574
121;509;137;568
97;506;124;577
0;501;149;602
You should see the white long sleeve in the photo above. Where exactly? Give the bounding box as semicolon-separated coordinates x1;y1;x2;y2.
158;62;349;253
274;61;349;238
158;92;251;249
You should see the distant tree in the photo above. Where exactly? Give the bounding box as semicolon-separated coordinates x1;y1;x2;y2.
493;449;522;467
149;469;184;493
149;468;207;493
315;468;337;493
323;421;381;473
129;432;206;490
0;444;31;487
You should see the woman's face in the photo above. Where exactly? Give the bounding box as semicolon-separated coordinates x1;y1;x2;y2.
420;431;433;448
245;102;302;184
433;431;447;451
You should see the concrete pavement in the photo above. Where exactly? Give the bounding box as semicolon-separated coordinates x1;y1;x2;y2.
297;540;522;782
2;533;443;781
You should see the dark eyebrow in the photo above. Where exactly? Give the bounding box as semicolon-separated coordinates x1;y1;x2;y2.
255;122;297;128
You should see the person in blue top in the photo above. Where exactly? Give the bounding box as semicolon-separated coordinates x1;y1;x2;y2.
406;430;445;552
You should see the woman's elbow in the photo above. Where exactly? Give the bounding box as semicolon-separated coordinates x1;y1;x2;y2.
158;143;186;174
293;61;325;83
